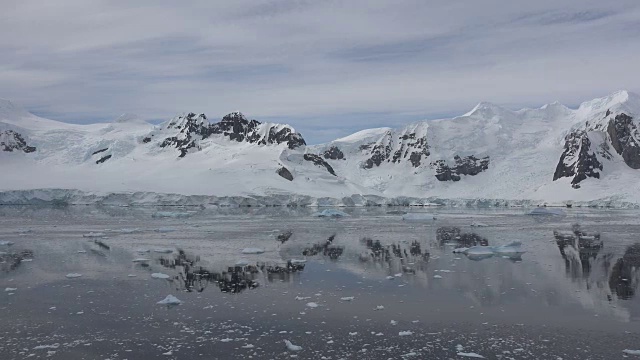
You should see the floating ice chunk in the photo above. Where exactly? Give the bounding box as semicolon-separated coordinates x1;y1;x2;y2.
374;305;384;310
398;331;413;336
464;246;495;261
386;276;395;280
33;343;60;350
132;258;150;263
527;208;565;216
284;340;302;351
623;349;640;355
77;250;87;254
453;247;469;254
457;352;485;358
0;241;14;246
340;297;355;301
136;249;150;253
470;221;488;227
65;273;82;278
162;350;173;356
314;209;349;218
349;332;358;336
295;296;311;301
220;338;233;343
290;259;306;265
235;259;250;266
241;248;265;254
241;344;254;349
433;275;443;279
157;295;182;305
493;242;526;258
151;273;171;279
151;211;192;218
5;288;17;292
456;344;464;351
153;248;174;254
390;320;397;325
402;213;437;222
306;302;319;308
82;232;106;238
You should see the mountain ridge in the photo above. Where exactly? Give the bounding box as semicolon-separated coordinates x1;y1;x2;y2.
2;90;640;205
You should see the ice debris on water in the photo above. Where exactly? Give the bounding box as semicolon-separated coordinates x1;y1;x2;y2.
340;296;355;301
398;331;413;336
433;275;443;279
151;211;192;218
374;305;384;310
306;302;319;308
284;340;302;351
154;248;174;254
623;349;640;355
470;221;488;227
527;207;566;216
314;209;349;218
241;248;265;254
151;273;171;279
157;295;182;305
132;258;150;263
5;288;17;292
457;352;485;358
65;273;82;278
0;241;14;246
456;241;525;261
402;213;437;222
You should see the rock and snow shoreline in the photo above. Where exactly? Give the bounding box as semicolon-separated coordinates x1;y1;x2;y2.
0;188;638;208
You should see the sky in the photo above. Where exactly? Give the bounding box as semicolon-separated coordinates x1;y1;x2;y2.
2;0;640;144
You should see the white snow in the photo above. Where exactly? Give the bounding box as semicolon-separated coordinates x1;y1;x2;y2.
157;295;182;305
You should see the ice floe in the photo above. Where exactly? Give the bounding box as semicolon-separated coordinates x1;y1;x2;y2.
65;273;82;278
284;340;302;351
241;248;265;254
314;209;349;218
151;273;171;279
157;295;182;305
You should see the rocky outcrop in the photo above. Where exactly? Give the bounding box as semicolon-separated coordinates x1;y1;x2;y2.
0;130;36;153
553;131;603;188
157;112;306;157
432;155;489;181
323;146;345;160
303;154;337;176
607;113;640;169
276;166;294;181
96;155;112;164
361;132;429;169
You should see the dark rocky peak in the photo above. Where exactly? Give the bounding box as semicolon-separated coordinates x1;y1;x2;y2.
361;129;429;169
221;111;248;123
304;153;337;176
553;131;603;188
0;130;36;153
432;155;489;182
323;146;345;160
607;113;640;169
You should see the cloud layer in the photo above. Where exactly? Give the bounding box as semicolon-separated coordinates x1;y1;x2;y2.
2;0;640;143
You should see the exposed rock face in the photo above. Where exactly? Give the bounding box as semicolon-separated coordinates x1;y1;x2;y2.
303;154;337;176
432;155;489;181
362;132;429;169
96;155;112;164
607;113;640;169
157;112;306;157
276;166;294;181
0;130;36;153
553;131;603;188
323;146;345;160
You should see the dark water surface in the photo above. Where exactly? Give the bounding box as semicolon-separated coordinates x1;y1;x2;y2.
0;206;639;359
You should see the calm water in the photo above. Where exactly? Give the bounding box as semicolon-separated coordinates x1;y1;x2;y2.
0;206;639;359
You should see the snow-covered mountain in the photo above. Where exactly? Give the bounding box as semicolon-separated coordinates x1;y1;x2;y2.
2;91;640;206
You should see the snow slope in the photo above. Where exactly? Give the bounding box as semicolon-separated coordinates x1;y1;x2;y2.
2;91;640;206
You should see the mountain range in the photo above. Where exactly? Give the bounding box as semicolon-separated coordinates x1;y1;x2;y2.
2;90;640;207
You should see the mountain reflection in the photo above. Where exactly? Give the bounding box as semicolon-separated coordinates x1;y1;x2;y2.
554;225;640;300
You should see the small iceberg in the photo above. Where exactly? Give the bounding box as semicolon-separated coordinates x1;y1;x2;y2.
470;221;488;227
284;340;302;351
527;208;565;216
0;241;14;246
151;273;171;279
402;213;437;222
456;242;525;261
314;209;349;218
66;273;82;278
157;295;182;305
132;258;150;263
241;248;265;254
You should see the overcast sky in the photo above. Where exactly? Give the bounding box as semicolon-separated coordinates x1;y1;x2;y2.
2;0;640;143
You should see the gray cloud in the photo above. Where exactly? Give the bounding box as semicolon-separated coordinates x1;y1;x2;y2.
1;0;640;143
